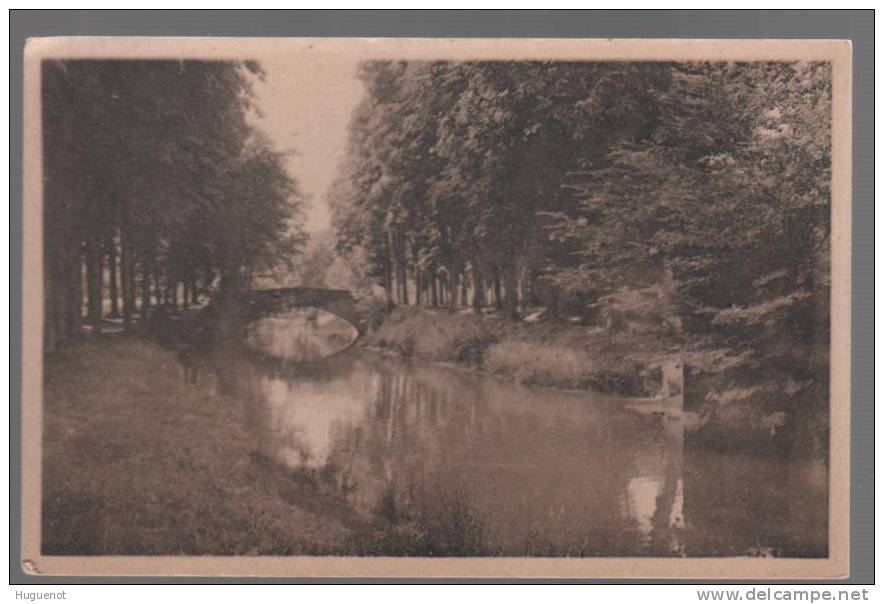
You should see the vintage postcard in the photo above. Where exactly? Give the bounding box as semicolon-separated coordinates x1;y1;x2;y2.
20;37;851;579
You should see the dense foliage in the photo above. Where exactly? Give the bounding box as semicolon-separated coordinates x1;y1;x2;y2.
331;60;832;451
43;60;305;350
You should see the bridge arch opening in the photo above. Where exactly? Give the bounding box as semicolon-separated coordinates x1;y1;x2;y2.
239;286;370;337
243;307;360;362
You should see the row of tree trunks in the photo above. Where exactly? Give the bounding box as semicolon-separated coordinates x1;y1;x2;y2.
397;270;526;313
378;252;549;319
376;225;546;319
42;60;299;354
388;229;409;306
45;222;217;352
84;243;211;332
45;231;551;356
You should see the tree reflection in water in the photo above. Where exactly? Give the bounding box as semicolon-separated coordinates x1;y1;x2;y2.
183;314;826;557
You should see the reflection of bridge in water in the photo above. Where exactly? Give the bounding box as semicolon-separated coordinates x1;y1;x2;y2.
184;303;828;557
240;287;370;336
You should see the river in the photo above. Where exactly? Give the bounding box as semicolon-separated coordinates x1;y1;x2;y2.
180;309;828;557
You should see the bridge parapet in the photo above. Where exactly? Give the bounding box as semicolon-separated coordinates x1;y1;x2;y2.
240;287;369;335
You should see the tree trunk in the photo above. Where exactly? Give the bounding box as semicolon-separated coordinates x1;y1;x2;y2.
182;280;190;309
119;221;134;331
94;249;104;328
390;230;408;305
519;267;530;307
191;277;200;305
414;268;422;306
108;240;121;318
516;268;524;306
391;232;400;304
430;271;439;307
64;241;83;340
140;260;151;318
471;259;484;315
492;266;503;308
382;244;393;305
153;264;162;306
502;262;520;319
169;282;178;311
387;231;399;304
84;240;98;322
397;232;409;306
412;242;422;306
84;239;103;333
449;270;460;311
440;277;446;307
125;247;136;328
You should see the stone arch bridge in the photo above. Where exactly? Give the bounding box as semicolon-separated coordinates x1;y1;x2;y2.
238;287;372;336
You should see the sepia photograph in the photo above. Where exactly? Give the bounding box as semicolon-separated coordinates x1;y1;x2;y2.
20;37;851;579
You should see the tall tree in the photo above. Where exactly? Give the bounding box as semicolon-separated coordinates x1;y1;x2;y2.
42;60;306;350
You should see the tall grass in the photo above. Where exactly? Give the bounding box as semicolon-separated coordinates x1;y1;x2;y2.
371;306;491;363
484;340;594;389
370;306;652;394
371;307;608;390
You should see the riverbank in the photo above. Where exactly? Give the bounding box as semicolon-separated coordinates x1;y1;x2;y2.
366;306;828;459
43;337;365;555
41;330;827;557
368;305;677;396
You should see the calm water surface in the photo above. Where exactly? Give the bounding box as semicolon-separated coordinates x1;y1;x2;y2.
184;309;827;557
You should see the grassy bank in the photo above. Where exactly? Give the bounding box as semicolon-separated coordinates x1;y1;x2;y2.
369;306;672;395
42;337;364;555
367;306;828;459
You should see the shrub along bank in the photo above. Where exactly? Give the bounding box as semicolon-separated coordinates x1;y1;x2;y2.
367;306;827;460
369;306;671;395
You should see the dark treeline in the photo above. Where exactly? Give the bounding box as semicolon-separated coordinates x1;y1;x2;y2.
43;60;305;352
331;61;832;448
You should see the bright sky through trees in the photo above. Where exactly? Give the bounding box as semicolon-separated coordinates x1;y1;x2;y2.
249;54;365;233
